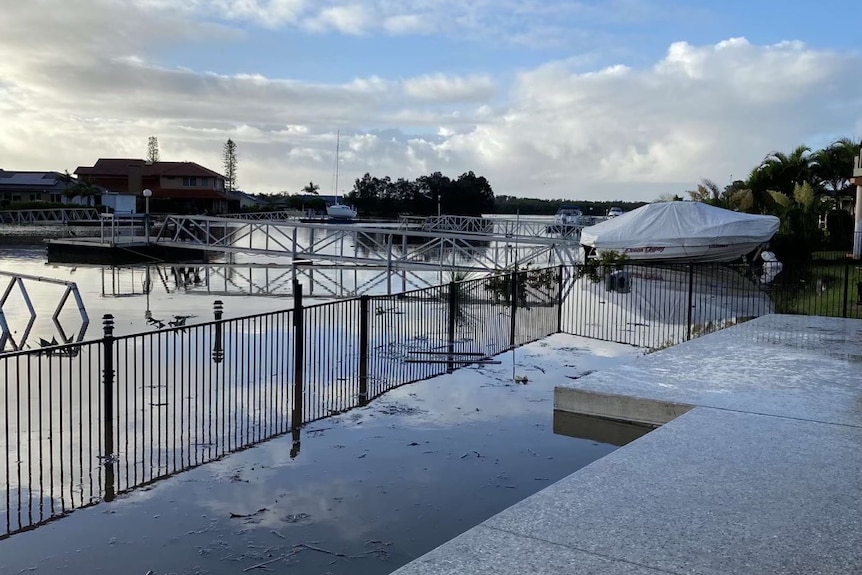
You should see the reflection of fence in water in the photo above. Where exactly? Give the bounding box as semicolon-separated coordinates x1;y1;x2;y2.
1;269;561;539
11;258;858;538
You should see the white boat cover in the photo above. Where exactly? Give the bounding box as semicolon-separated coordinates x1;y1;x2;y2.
580;201;779;260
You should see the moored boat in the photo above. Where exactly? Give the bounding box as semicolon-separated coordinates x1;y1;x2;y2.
580;201;779;263
326;202;357;220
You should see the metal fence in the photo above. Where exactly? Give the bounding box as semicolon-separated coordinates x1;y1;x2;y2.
4;257;862;538
561;259;862;348
0;268;560;538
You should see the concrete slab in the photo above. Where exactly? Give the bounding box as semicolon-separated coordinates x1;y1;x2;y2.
484;408;862;575
393;315;862;575
556;314;862;427
392;525;671;575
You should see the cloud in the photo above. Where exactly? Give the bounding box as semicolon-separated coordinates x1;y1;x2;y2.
403;74;496;103
0;1;860;202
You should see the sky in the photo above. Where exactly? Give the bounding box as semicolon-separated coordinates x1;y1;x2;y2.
1;0;861;202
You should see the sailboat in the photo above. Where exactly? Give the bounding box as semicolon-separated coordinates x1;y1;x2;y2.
326;131;358;221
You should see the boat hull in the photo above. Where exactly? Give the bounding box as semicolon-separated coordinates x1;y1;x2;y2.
326;205;357;220
597;241;764;263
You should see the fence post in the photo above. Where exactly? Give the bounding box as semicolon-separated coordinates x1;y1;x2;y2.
292;281;304;430
509;271;518;347
686;264;694;341
447;282;458;373
359;295;369;405
101;314;116;502
557;264;564;334
843;260;850;318
212;300;224;364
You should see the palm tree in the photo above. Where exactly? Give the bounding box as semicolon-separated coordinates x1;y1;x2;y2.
54;170;75;202
301;181;320;195
687;178;724;206
64;180;100;206
812;138;860;197
754;144;817;197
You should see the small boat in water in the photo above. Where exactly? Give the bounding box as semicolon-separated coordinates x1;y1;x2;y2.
326;202;357;220
547;205;584;234
324;130;357;221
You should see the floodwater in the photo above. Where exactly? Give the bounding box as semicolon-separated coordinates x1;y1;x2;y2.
0;334;644;574
0;227;492;344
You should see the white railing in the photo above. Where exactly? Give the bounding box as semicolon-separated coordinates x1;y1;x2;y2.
0;271;89;352
0;207;101;224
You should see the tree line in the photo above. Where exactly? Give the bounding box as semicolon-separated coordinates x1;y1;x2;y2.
494;196;647;216
346;171;495;217
685;138;860;259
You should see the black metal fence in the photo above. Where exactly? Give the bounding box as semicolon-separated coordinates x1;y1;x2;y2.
561;259;862;348
0;268;561;538
4;258;862;538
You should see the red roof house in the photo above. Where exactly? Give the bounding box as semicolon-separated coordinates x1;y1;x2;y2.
75;159;229;214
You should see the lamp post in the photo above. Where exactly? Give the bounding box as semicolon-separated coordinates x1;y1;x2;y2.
142;188;152;244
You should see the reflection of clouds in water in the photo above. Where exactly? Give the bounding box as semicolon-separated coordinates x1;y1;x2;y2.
350;333;643;428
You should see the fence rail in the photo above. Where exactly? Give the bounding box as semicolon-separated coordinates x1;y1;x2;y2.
3;258;862;538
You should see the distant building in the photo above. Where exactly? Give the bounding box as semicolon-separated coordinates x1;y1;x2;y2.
75;159;228;214
0;170;71;204
226;189;268;211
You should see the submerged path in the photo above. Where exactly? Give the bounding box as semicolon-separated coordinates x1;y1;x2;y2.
393;314;862;574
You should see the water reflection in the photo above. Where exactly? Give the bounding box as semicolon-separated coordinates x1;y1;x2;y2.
553;410;654;447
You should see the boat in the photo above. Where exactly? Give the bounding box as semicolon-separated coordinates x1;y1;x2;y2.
325;130;357;221
546;205;584;234
580;201;779;263
326;202;357;220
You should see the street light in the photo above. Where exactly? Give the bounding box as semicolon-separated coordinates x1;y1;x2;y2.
142;188;152;244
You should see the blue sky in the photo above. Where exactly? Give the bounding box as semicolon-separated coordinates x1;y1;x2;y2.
1;0;860;200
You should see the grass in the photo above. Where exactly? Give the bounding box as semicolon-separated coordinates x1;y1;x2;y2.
770;261;862;319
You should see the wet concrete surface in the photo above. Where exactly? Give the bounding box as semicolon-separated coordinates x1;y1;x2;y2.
0;334;642;574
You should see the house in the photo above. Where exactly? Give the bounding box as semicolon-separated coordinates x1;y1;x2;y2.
0;170;71;205
226;189;268;212
75;159;228;214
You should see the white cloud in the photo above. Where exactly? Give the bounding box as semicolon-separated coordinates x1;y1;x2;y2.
382;14;426;35
0;1;860;202
304;4;372;35
403;74;496;103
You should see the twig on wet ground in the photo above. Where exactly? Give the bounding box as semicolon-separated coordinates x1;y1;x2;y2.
242;540;392;571
229;508;267;519
242;549;300;571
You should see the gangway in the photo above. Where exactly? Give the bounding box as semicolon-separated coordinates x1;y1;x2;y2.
153;214;585;273
0;207;101;225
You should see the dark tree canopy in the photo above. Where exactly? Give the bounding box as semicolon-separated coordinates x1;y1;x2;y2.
347;171;495;217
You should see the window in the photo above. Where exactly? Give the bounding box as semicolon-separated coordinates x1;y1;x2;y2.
183;177;197;187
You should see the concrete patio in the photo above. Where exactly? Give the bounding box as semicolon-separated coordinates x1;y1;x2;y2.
393;314;862;574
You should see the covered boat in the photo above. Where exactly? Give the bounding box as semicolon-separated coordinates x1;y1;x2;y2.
580;201;779;262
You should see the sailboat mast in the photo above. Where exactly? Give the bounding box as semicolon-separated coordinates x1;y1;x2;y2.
334;130;340;198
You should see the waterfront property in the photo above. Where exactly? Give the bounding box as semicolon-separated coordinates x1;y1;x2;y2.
393;314;862;575
3;253;862;541
75;158;230;214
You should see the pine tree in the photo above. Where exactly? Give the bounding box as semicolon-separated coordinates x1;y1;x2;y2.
147;136;160;163
223;139;238;192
